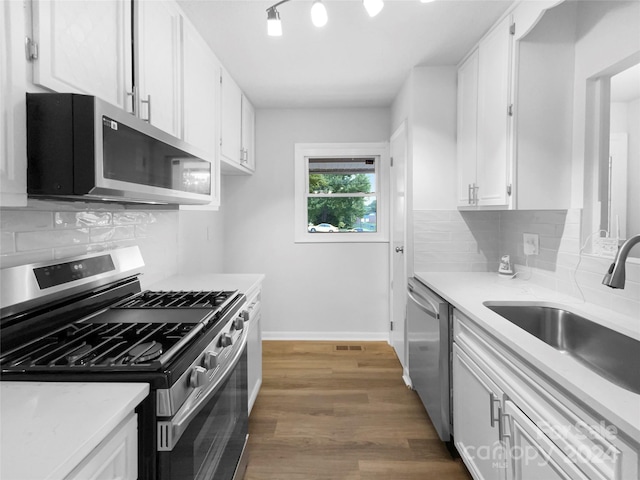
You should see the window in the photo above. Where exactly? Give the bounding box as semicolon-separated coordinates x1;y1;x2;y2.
294;143;389;243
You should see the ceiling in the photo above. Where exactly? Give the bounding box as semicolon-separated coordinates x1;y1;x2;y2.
177;0;513;108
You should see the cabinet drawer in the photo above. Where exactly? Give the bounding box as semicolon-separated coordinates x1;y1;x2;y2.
65;414;138;480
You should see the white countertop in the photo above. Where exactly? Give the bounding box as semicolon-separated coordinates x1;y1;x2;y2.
415;272;640;444
149;273;265;299
0;382;149;480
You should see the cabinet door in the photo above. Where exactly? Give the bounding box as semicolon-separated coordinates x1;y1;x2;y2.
135;0;182;137
65;414;137;480
457;49;479;207
503;399;589;480
183;21;218;159
220;68;243;167
453;344;507;480
247;297;262;414
476;15;513;207
1;0;27;207
241;94;255;171
32;0;133;112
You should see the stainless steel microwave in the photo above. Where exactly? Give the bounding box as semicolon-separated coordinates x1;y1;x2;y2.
26;93;212;205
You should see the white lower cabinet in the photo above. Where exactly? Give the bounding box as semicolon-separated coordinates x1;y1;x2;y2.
246;285;263;414
453;309;638;480
65;414;138;480
453;343;506;480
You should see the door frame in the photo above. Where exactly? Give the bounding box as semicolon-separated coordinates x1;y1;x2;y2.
389;121;410;384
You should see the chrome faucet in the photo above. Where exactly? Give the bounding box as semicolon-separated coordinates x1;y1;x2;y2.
602;234;640;289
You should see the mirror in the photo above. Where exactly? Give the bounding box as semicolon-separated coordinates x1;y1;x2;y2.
586;59;640;259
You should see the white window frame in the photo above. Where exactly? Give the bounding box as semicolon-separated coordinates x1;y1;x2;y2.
294;142;389;243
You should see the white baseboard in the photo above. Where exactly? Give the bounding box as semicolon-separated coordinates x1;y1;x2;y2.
262;331;390;341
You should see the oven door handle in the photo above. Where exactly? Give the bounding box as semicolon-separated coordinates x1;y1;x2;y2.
157;328;248;451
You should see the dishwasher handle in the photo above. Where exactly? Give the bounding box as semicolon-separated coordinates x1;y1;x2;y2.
407;284;439;319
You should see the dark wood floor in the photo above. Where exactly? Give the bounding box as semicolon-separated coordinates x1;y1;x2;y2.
244;341;472;480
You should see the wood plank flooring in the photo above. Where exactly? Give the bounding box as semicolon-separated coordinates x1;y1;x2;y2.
244;341;472;480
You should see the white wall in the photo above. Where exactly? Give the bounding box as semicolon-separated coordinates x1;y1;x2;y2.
390;66;458;211
222;108;391;339
178;209;225;274
572;0;640;209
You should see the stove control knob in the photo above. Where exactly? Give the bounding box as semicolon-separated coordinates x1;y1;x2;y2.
241;310;250;322
203;351;219;370
219;333;233;348
190;366;208;388
233;318;245;331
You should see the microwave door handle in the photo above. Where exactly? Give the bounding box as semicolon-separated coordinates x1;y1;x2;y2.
157;329;248;451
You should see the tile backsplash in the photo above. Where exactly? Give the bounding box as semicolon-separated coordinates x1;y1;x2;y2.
414;209;640;318
0;200;180;288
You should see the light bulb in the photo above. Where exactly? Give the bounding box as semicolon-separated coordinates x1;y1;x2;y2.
267;7;282;36
311;0;328;28
363;0;384;17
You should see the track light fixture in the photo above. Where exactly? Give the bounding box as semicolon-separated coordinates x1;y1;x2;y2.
266;0;431;37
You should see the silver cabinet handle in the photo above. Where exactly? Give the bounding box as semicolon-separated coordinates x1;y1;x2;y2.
126;87;137;115
468;184;473;205
473;184;479;205
489;393;500;427
395;246;404;253
141;94;151;123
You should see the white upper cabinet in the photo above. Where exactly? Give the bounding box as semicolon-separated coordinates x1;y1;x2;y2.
511;0;575;210
31;0;133;112
220;68;255;175
456;0;581;211
241;94;256;172
457;49;479;207
457;15;514;209
476;15;513;208
1;0;27;207
181;18;221;209
220;68;243;171
135;0;182;138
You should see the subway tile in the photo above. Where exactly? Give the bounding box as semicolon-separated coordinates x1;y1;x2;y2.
414;231;451;243
55;211;112;228
113;211;152;225
1;232;15;255
89;226;135;243
16;228;90;251
0;210;53;232
413;210;452;222
53;239;138;260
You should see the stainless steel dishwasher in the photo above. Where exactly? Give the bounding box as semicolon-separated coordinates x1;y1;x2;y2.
407;277;452;444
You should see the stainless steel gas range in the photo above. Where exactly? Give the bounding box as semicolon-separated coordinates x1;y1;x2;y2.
0;246;250;480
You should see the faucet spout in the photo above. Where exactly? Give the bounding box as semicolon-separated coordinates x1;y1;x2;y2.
602;234;640;289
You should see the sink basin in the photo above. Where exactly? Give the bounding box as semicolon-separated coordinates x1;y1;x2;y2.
483;302;640;395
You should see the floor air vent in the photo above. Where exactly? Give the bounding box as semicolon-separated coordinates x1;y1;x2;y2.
335;345;364;351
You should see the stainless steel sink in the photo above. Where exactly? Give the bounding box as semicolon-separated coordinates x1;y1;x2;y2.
483;302;640;394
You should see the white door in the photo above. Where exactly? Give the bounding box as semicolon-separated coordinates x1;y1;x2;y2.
135;0;182;137
32;0;133;112
389;122;408;375
476;15;512;207
220;67;243;166
457;49;479;207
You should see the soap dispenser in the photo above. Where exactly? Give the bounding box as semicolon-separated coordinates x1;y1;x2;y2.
498;255;513;276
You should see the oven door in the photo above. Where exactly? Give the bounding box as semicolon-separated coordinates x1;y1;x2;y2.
157;344;248;480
